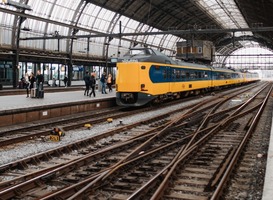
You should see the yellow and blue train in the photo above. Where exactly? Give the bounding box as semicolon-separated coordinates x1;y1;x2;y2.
116;47;259;107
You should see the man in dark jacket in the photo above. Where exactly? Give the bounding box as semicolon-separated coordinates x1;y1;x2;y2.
100;71;107;94
89;74;96;97
36;70;44;98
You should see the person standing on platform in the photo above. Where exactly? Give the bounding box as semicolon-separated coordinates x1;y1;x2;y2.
19;75;25;89
36;70;44;98
83;71;90;96
100;71;107;94
63;76;68;88
89;74;96;98
29;72;36;97
24;73;30;98
107;73;113;93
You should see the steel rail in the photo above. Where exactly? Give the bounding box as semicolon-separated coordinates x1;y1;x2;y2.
0;131;155;199
127;86;264;199
0;83;260;198
47;84;262;199
210;83;273;200
149;83;270;200
57;98;223;199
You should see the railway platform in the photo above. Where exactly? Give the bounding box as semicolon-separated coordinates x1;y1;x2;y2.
262;116;273;200
0;85;89;96
0;89;116;127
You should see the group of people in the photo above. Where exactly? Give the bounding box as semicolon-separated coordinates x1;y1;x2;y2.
83;71;113;97
21;70;44;98
100;71;113;94
83;71;97;97
21;70;113;98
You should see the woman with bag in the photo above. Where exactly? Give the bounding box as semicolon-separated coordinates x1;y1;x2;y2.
29;72;36;98
24;73;30;98
107;73;113;92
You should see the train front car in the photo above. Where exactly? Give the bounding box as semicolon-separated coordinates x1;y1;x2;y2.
116;48;173;107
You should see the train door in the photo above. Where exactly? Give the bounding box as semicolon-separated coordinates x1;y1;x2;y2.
139;63;147;92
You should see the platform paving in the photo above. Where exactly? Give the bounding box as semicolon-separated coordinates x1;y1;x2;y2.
262;116;273;200
0;89;115;111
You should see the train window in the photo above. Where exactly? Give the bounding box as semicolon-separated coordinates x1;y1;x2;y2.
172;69;176;79
163;69;167;79
176;70;180;79
181;71;186;79
190;72;196;79
216;72;220;79
186;72;190;79
167;69;171;79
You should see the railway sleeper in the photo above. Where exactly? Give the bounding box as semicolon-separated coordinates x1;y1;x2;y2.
165;191;208;200
94;161;111;167
62;174;80;183
111;194;131;200
137;165;157;172
75;171;91;177
180;172;212;179
174;178;208;186
204;147;235;192
84;166;101;172
129;170;151;177
119;176;141;184
111;182;137;190
173;184;206;193
103;187;135;194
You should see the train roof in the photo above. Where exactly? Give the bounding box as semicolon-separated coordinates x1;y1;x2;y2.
120;47;256;74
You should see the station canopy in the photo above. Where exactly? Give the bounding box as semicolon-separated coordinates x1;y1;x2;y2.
0;0;273;63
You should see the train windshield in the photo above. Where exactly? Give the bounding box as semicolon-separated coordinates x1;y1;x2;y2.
128;48;154;56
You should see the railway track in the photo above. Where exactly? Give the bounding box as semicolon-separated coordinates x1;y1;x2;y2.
0;82;270;200
67;83;271;200
0;83;259;148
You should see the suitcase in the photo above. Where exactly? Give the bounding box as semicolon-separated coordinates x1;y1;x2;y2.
30;88;36;98
38;90;44;98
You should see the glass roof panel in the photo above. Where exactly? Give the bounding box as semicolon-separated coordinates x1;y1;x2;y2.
195;0;251;37
0;2;17;45
113;17;139;34
93;8;114;33
79;4;99;31
52;0;79;23
161;34;179;50
27;0;54;18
